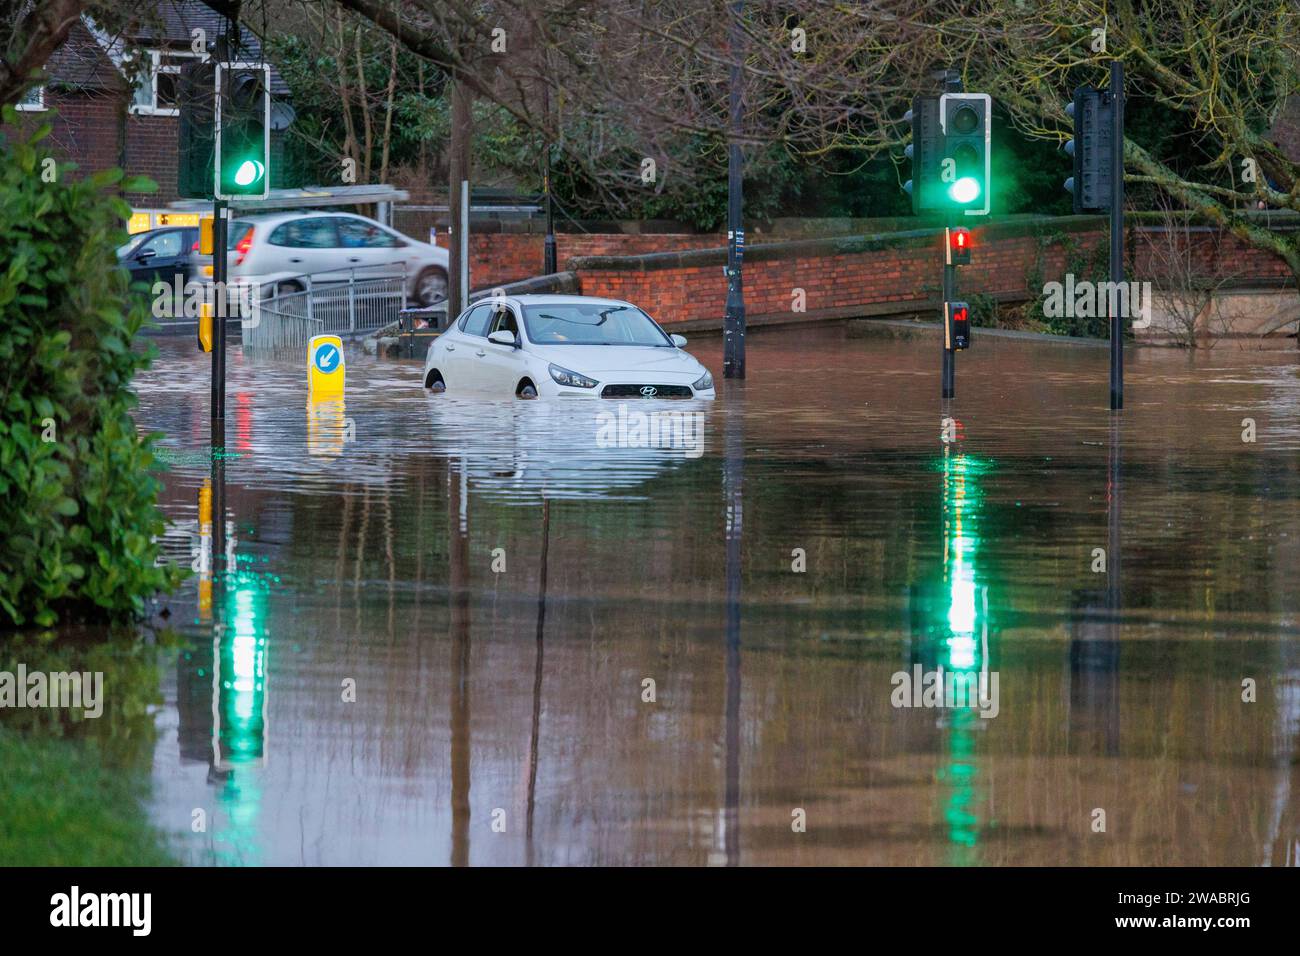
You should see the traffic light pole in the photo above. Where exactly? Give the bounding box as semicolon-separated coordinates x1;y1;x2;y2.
1108;60;1125;411
211;198;228;446
940;70;963;401
942;216;957;400
722;0;745;380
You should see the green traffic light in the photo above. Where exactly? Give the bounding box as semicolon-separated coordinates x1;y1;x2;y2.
233;159;265;187
948;177;981;204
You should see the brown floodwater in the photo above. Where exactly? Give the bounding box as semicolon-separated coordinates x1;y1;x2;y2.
128;323;1300;866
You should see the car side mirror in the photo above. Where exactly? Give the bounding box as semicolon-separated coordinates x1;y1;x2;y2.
670;333;687;347
487;329;516;346
135;248;155;261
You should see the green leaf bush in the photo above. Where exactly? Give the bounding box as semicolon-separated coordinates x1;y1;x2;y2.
0;109;184;629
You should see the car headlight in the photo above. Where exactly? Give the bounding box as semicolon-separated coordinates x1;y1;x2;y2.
693;369;714;391
548;364;598;389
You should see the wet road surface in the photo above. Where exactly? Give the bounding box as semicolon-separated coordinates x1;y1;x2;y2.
133;324;1300;865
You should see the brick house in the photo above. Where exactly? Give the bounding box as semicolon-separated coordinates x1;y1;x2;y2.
16;0;290;232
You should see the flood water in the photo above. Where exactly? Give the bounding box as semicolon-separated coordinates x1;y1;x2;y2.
128;323;1300;866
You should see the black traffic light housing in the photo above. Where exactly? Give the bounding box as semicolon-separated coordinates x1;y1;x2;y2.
177;59;216;199
939;93;991;215
903;96;943;214
945;301;971;351
1063;86;1114;213
215;62;270;200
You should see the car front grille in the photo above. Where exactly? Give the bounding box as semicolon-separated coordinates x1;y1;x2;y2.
600;384;693;399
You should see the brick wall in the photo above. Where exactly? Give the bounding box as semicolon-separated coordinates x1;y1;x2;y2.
427;231;725;290
562;219;1296;326
569;223;1101;325
28;88;123;183
124;111;179;203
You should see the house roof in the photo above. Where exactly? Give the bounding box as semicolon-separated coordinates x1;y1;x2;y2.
47;21;127;93
48;0;290;97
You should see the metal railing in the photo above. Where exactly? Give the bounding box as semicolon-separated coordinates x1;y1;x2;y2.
243;263;408;352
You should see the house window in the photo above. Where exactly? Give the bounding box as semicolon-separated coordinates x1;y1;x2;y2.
16;85;45;111
129;50;199;116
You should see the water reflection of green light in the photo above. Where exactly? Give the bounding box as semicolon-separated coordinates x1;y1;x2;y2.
216;569;269;769
210;564;271;865
938;447;992;860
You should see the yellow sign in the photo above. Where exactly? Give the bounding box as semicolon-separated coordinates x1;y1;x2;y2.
308;335;345;397
127;212;152;234
197;479;212;622
198;303;213;353
199;216;215;255
307;398;348;457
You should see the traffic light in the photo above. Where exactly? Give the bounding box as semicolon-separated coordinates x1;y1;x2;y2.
177;59;216;199
903;96;944;213
939;93;991;215
1062;86;1114;213
216;63;270;200
945;301;971;351
948;226;972;266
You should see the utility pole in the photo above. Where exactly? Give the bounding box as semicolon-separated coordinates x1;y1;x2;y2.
1109;60;1125;411
722;0;745;379
543;145;557;275
447;77;472;324
542;82;557;275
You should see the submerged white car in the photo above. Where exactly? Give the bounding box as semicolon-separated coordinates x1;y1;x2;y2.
422;294;716;399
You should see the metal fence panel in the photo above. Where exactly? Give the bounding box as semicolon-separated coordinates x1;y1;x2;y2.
243;267;408;352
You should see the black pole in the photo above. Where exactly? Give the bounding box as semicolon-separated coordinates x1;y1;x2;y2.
723;404;743;865
211;197;228;445
940;70;962;401
1107;415;1121;617
942;220;956;400
525;498;549;867
543;148;557;275
1109;60;1125;410
722;0;745;379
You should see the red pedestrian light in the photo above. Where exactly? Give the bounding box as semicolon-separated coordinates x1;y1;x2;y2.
945;300;972;351
949;227;972;265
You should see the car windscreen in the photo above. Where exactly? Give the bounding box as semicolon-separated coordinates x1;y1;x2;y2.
522;303;671;346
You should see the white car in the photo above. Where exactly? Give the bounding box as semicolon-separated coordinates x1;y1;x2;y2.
225;210;449;306
422;294;716;399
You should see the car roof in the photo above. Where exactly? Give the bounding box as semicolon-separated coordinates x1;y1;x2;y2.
229;210;371;225
135;225;196;234
504;294;636;308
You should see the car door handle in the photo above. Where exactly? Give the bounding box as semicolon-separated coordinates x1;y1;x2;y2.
288;257;303;264
475;349;486;357
348;257;362;263
445;344;455;351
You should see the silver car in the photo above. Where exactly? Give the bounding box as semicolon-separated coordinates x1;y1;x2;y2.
225;210;450;306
